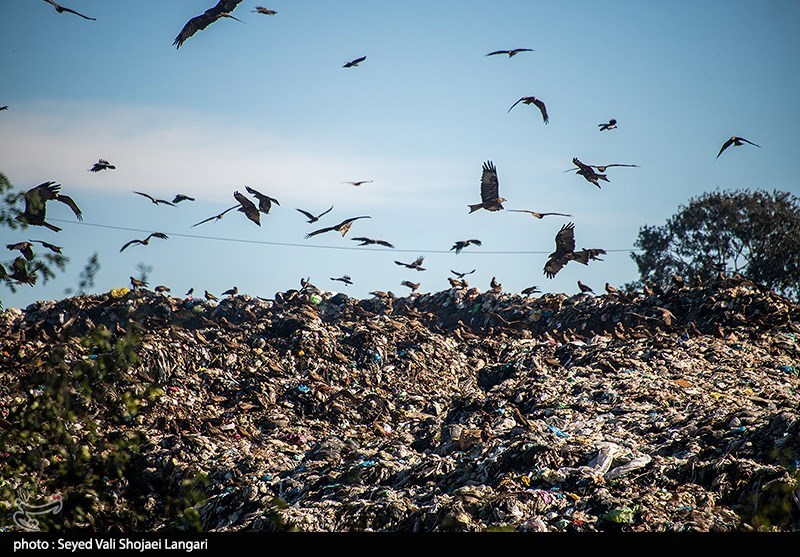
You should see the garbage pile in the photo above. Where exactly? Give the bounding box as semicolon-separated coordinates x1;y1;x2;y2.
1;275;799;531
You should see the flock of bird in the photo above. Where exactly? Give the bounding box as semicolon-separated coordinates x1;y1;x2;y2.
1;1;764;298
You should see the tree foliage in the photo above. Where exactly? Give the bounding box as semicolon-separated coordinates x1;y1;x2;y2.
630;189;800;299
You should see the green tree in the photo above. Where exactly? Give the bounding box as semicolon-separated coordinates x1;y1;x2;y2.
630;189;800;299
0;172;69;293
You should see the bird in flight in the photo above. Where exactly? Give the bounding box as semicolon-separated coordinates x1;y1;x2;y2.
155;285;171;294
41;0;95;20
343;56;367;68
192;205;238;227
395;256;425;271
234;191;261;226
89;159;115;172
567;158;610;189
119;232;169;253
598;119;617;131
331;275;353;286
28;240;62;254
222;286;238;296
577;280;594;293
716;136;760;158
401;280;420;292
450;239;482;254
172;194;195;204
343;180;373;187
508;96;548;124
296;206;334;224
174;0;244;49
0;106;8;111
6;242;35;261
245;186;280;214
305;216;371;239
521;286;541;296
451;269;475;279
544;223;606;279
509;209;572;219
352;237;395;248
130;276;148;289
17;182;82;232
134;191;175;206
253;7;277;15
486;48;534;58
469;161;506;213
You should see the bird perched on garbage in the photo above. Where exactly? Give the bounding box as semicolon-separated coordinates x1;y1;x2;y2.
543;223;606;279
296;205;333;224
605;282;621;296
41;0;95;20
451;269;476;279
490;277;502;293
401;280;420;292
486;48;534;58
155;285;171;294
343;56;367;68
521;286;541;296
173;0;244;49
598;119;617;131
204;290;219;302
342;180;373;186
394;256;425;271
186;288;194;296
305;216;371;239
351;237;395;248
6;242;35;261
245;186;280;214
469;161;506;213
28;240;62;254
671;274;685;287
172;194;195;204
509;209;572;220
447;277;467;289
119;232;169;252
130;276;148;289
134;191;175;206
222;286;238;296
192;205;238;227
577;280;594;293
233;191;261;226
716;136;760;158
253;6;276;15
508;96;549;124
331;275;353;286
450;239;482;254
88;159;115;172
17;181;82;232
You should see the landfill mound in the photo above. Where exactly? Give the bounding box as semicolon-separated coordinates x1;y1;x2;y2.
1;275;799;532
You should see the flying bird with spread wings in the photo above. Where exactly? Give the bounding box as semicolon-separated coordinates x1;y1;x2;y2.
173;0;244;49
486;48;534;58
233;191;261;226
119;232;169;253
343;56;367;68
716;136;760;158
394;256;425;271
172;194;195;204
134;191;175;206
41;0;95;20
331;275;353;286
450;239;482;254
0;106;9;111
245;186;280;214
508;96;549;124
352;237;395;248
28;240;62;254
468;161;506;213
253;7;277;15
5;257;36;285
17;182;82;232
451;269;475;279
401;280;420;292
6;242;35;261
509;209;572;219
296;205;333;223
305;216;371;239
192;205;238;227
598;119;617;131
567;158;610;188
543;223;606;279
89;159;115;172
343;180;373;187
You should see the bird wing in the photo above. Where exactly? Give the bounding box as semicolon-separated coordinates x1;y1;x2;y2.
485;50;510;56
376;240;395;248
469;239;482;246
119;239;142;252
739;137;761;148
533;98;549;124
554;222;576;256
351;237;371;244
716;137;735;158
543;254;568;279
344;56;367;67
413;256;425;266
149;232;169;241
339;215;371;227
305;224;337;239
595;163;639;171
507;98;526;113
30;240;62;253
191;205;238;227
296;208;316;221
234;191;261;225
56;194;82;220
480;161;499;204
512;48;534;54
573;248;606;264
394;260;408;267
509;209;536;216
173;0;243;48
317;205;334;219
59;5;96;20
539;212;572;218
134;191;156;203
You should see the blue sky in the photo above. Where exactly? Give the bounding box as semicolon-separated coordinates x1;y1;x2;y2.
2;1;799;307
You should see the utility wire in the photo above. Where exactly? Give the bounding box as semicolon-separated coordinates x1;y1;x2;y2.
48;218;642;254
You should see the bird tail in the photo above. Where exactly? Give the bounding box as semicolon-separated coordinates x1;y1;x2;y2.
468;203;483;213
42;221;62;233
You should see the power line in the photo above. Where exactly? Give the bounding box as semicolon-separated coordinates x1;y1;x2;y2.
48;218;642;254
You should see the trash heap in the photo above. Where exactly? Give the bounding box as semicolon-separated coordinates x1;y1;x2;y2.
1;275;799;531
